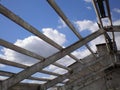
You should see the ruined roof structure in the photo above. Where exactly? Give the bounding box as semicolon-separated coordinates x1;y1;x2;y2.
0;0;120;90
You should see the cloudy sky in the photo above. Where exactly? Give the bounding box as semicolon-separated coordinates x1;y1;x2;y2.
0;0;120;84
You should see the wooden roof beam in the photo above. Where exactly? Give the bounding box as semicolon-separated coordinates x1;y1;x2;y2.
0;58;60;76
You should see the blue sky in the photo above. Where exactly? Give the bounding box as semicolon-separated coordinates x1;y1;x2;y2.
0;0;120;44
0;0;120;84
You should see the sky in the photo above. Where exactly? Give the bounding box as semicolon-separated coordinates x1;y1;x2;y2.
0;0;120;86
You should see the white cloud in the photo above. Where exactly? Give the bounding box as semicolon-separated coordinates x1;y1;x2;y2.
84;0;91;3
113;8;120;14
87;6;92;10
42;28;66;46
102;18;111;26
115;33;120;50
21;79;46;84
48;87;57;90
0;63;5;67
90;35;105;52
44;64;68;75
72;48;91;59
113;19;120;25
0;76;8;80
57;18;67;29
75;19;120;33
43;56;76;75
75;19;98;32
0;28;66;66
56;56;76;67
108;32;120;50
74;19;120;59
53;67;68;74
1;36;58;66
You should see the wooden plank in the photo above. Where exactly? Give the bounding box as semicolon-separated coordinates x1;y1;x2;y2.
0;71;51;81
0;39;44;61
0;58;60;76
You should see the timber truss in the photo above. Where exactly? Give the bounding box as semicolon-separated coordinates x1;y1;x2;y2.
0;0;120;90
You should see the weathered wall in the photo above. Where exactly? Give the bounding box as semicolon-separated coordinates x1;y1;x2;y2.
105;66;120;90
8;68;120;90
74;78;107;90
75;67;120;90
